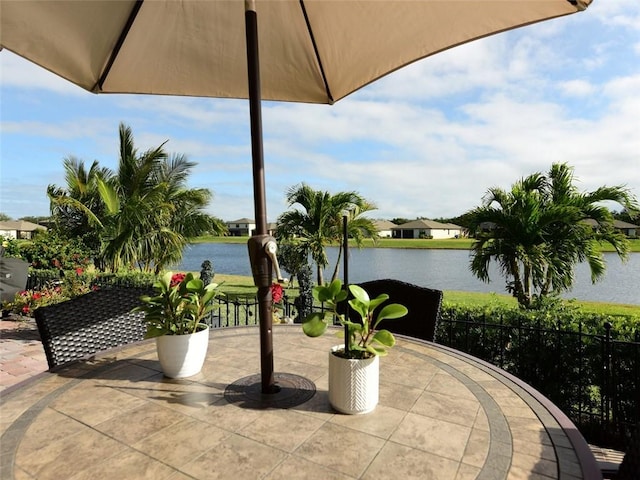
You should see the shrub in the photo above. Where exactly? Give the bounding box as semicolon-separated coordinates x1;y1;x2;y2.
2;268;157;317
1;235;22;258
19;231;94;270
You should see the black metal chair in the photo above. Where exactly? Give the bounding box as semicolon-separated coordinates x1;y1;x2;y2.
34;287;152;369
349;278;443;342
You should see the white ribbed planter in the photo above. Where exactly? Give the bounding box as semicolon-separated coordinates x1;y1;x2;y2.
156;326;209;378
328;345;379;414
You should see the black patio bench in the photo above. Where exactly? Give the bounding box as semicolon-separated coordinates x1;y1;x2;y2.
34;286;152;369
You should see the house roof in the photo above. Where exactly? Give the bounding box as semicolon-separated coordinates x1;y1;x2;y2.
0;221;48;231
613;220;639;229
373;220;396;231
227;218;255;224
583;219;639;229
392;219;462;230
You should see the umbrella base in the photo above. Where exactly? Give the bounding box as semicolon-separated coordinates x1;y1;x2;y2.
224;372;316;409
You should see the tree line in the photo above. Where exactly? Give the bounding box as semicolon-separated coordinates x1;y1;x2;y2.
3;123;638;310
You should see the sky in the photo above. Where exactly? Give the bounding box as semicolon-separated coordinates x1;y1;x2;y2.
1;1;639;225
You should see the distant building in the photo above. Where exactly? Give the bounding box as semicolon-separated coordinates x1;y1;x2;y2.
226;218;256;236
391;219;462;239
583;219;638;238
225;219;277;236
0;221;47;240
373;220;396;238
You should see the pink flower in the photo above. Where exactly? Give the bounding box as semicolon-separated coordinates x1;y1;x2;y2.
22;306;30;314
270;283;283;304
170;273;186;288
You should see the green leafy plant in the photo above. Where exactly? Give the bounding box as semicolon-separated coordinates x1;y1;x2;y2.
1;235;22;257
302;279;407;358
134;272;220;337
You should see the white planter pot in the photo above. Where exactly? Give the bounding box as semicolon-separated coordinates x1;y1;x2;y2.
156;326;209;378
328;345;379;414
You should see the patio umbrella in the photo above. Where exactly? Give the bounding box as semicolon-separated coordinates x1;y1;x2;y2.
1;0;593;394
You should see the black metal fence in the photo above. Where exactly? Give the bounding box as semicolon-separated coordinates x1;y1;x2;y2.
205;293;300;328
435;308;639;451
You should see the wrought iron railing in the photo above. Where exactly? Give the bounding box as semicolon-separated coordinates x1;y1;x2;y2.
435;309;639;450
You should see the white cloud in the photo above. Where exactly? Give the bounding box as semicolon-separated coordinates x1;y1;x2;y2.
558;80;597;97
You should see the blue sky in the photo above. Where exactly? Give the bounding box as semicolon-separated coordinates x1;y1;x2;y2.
1;1;639;223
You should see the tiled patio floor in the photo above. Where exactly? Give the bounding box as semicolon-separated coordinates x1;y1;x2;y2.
0;316;48;392
0;317;624;478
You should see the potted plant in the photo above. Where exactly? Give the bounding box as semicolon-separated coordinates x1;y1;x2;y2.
302;279;407;414
134;271;219;378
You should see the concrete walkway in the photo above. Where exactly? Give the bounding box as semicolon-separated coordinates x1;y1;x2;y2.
0;316;48;392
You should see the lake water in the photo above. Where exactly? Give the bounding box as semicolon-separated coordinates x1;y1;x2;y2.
175;243;640;305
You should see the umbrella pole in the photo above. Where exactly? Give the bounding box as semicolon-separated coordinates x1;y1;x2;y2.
343;215;349;355
245;0;277;394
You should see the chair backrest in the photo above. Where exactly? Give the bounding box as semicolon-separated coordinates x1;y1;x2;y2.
34;287;152;369
0;257;29;302
351;279;443;342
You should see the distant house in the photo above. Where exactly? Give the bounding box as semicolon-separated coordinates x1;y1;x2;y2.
392;219;462;239
225;219;277;236
373;220;396;238
226;218;256;236
583;219;638;238
615;220;638;238
0;221;47;240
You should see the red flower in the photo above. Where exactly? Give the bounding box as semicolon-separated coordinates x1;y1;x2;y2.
75;267;84;276
22;306;30;314
270;283;283;304
170;273;186;288
32;292;42;300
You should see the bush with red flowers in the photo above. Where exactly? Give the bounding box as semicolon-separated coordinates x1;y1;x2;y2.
2;268;95;317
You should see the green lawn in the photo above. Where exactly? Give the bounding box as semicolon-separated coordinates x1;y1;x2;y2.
215;274;640;317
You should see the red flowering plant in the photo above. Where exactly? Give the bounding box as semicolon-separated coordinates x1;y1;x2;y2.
134;272;220;337
4;285;67;317
3;267;94;317
270;282;285;323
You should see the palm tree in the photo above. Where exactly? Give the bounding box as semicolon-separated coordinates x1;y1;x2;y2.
275;183;377;284
467;163;638;308
48;156;113;266
49;123;226;272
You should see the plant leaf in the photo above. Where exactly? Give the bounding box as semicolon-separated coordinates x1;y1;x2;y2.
376;304;408;322
302;313;328;337
372;329;396;347
348;284;370;304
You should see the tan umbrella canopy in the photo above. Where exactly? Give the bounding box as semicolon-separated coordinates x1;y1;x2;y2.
2;0;591;103
1;0;593;395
